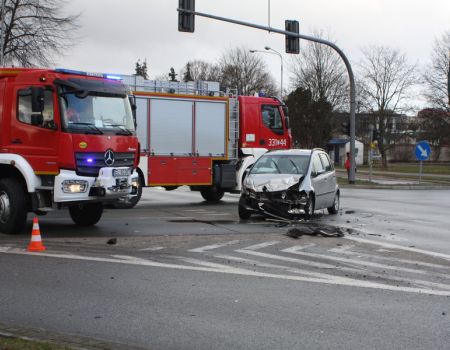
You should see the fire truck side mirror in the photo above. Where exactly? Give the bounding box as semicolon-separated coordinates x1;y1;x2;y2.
284;116;290;130
128;95;137;128
31;87;45;113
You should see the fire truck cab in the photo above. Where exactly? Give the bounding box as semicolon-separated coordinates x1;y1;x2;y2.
0;68;140;234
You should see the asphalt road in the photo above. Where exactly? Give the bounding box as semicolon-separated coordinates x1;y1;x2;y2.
1;187;450;349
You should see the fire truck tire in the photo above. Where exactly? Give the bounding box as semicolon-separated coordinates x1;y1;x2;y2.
0;178;28;234
200;187;224;202
238;196;251;220
69;202;103;226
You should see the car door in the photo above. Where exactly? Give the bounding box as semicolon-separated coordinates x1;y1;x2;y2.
319;152;337;207
310;153;327;209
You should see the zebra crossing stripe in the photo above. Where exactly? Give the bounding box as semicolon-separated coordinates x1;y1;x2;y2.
188;240;240;253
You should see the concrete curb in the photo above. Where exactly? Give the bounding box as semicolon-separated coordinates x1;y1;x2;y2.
339;184;450;190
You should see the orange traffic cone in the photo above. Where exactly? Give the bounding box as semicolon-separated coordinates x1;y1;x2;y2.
27;217;46;252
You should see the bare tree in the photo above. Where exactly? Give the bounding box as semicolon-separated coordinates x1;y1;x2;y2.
423;31;450;111
218;46;277;96
1;0;79;67
358;46;417;167
289;30;349;111
180;59;221;82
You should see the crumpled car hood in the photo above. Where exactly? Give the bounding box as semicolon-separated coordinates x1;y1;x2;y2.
245;174;304;192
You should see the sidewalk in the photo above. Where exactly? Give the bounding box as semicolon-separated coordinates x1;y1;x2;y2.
336;169;450;189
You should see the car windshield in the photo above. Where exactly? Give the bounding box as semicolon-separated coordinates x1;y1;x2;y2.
60;90;135;135
250;154;310;175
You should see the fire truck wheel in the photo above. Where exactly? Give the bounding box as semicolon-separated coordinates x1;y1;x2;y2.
238;196;251;220
69;202;103;226
200;187;224;202
0;178;28;234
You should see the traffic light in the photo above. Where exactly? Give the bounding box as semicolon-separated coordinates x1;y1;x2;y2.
178;0;195;33
285;20;299;54
341;121;350;136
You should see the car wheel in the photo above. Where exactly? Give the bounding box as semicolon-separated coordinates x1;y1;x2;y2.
238;195;251;220
304;195;315;219
69;202;103;226
0;178;28;234
200;187;224;202
327;192;340;215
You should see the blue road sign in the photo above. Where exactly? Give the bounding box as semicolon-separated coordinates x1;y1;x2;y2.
415;141;431;161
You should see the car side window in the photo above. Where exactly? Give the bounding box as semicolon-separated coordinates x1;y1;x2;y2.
17;88;54;128
319;153;333;172
311;154;325;176
261;105;283;135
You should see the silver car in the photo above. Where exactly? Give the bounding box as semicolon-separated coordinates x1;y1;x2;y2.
239;149;340;220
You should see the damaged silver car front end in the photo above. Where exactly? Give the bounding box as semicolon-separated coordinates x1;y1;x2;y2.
239;174;315;221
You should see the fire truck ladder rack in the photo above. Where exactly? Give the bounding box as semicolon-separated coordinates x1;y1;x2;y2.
120;75;222;96
227;91;239;160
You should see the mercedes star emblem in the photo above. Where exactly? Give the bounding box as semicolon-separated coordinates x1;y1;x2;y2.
104;149;115;166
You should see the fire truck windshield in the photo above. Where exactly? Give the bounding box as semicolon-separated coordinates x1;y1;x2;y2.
60;88;135;135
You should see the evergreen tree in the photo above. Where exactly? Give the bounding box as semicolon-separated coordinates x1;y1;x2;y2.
285;87;333;149
134;58;149;80
183;63;194;82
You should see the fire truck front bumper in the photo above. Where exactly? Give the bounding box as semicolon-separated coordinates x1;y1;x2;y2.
54;168;139;203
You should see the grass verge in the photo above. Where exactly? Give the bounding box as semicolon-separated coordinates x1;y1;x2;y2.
0;335;74;350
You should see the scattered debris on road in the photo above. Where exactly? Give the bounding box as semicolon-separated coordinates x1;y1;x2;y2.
107;238;117;245
285;224;346;239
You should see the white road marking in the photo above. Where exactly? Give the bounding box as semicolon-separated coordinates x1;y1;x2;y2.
281;249;427;275
1;246;449;296
241;241;279;251
346;236;450;262
214;254;343;281
112;255;154;263
188;240;240;253
332;248;450;271
329;245;355;253
216;254;450;292
204;213;231;216
138;246;165;252
236;249;347;270
281;244;316;254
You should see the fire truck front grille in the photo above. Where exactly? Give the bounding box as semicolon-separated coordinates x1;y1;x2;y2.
75;152;135;177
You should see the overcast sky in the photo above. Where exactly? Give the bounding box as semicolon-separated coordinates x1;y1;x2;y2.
59;0;449;92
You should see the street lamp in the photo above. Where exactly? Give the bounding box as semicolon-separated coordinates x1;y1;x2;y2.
249;46;283;99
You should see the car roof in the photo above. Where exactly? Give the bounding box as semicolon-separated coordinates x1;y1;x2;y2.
264;149;325;156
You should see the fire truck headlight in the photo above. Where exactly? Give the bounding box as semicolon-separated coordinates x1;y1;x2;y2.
62;180;88;193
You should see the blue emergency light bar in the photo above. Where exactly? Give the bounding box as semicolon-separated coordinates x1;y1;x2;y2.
55;68;123;81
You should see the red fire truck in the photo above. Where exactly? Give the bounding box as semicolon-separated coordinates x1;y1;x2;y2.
0;68;140;234
118;76;292;206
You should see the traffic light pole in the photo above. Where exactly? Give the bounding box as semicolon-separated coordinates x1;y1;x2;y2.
177;7;357;183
